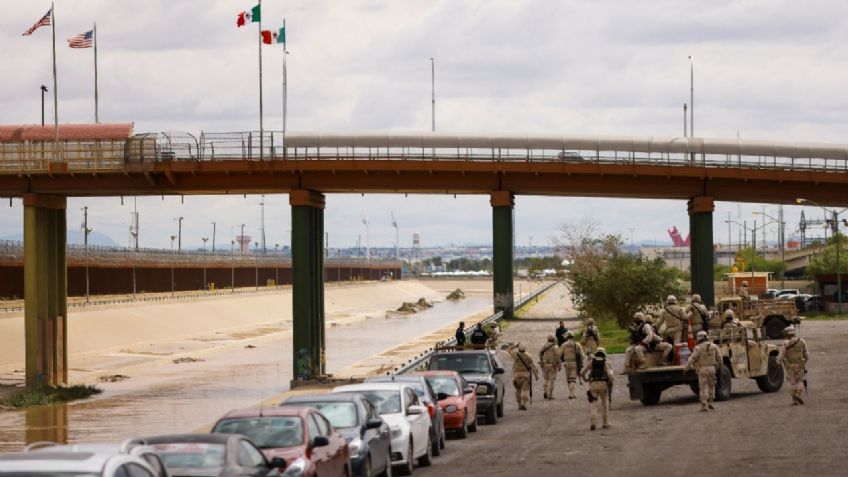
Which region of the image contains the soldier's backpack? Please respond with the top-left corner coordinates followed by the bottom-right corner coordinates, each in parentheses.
top-left (589, 357), bottom-right (608, 381)
top-left (630, 323), bottom-right (646, 344)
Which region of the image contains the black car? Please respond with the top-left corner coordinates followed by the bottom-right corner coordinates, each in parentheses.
top-left (427, 350), bottom-right (506, 425)
top-left (364, 374), bottom-right (447, 456)
top-left (144, 433), bottom-right (285, 477)
top-left (281, 393), bottom-right (392, 477)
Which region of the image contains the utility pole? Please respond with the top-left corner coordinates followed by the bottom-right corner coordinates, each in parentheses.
top-left (260, 195), bottom-right (266, 254)
top-left (40, 85), bottom-right (48, 126)
top-left (430, 57), bottom-right (435, 132)
top-left (175, 216), bottom-right (183, 251)
top-left (683, 103), bottom-right (687, 137)
top-left (82, 206), bottom-right (91, 303)
top-left (688, 56), bottom-right (694, 138)
top-left (727, 211), bottom-right (732, 266)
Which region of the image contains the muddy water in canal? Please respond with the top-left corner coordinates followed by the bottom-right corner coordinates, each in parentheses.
top-left (0, 297), bottom-right (491, 450)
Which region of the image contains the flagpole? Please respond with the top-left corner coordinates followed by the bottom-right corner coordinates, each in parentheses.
top-left (94, 22), bottom-right (99, 123)
top-left (51, 2), bottom-right (59, 162)
top-left (257, 0), bottom-right (264, 160)
top-left (282, 19), bottom-right (287, 135)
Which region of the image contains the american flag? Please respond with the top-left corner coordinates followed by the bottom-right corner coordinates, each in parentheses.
top-left (22, 7), bottom-right (52, 36)
top-left (68, 30), bottom-right (94, 49)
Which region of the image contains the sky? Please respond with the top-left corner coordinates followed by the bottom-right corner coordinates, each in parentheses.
top-left (1, 0), bottom-right (847, 249)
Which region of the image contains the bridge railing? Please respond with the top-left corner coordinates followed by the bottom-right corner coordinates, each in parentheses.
top-left (3, 131), bottom-right (848, 174)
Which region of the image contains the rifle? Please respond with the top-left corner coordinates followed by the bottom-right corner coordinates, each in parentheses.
top-left (575, 345), bottom-right (584, 385)
top-left (586, 389), bottom-right (596, 403)
top-left (803, 369), bottom-right (809, 394)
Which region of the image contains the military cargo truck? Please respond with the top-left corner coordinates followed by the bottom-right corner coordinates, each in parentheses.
top-left (627, 323), bottom-right (784, 405)
top-left (716, 296), bottom-right (801, 339)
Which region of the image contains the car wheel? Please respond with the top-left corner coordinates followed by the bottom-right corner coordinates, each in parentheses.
top-left (764, 319), bottom-right (787, 339)
top-left (755, 355), bottom-right (784, 393)
top-left (362, 455), bottom-right (371, 477)
top-left (430, 428), bottom-right (440, 457)
top-left (379, 454), bottom-right (392, 477)
top-left (468, 412), bottom-right (478, 433)
top-left (496, 393), bottom-right (504, 417)
top-left (457, 413), bottom-right (469, 438)
top-left (484, 403), bottom-right (498, 425)
top-left (439, 427), bottom-right (446, 450)
top-left (715, 364), bottom-right (732, 401)
top-left (418, 436), bottom-right (433, 467)
top-left (688, 381), bottom-right (699, 396)
top-left (394, 442), bottom-right (413, 476)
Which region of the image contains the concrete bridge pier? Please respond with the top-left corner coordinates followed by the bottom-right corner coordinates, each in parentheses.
top-left (290, 190), bottom-right (326, 380)
top-left (491, 191), bottom-right (515, 319)
top-left (23, 193), bottom-right (68, 387)
top-left (688, 196), bottom-right (715, 307)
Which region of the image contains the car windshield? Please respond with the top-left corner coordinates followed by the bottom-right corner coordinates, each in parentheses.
top-left (292, 401), bottom-right (359, 429)
top-left (151, 442), bottom-right (227, 469)
top-left (356, 390), bottom-right (402, 414)
top-left (430, 354), bottom-right (492, 374)
top-left (426, 377), bottom-right (461, 397)
top-left (212, 416), bottom-right (304, 448)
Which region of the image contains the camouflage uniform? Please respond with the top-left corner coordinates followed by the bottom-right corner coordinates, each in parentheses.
top-left (559, 333), bottom-right (583, 399)
top-left (777, 327), bottom-right (808, 405)
top-left (658, 295), bottom-right (691, 344)
top-left (582, 319), bottom-right (600, 355)
top-left (721, 309), bottom-right (743, 329)
top-left (689, 294), bottom-right (711, 333)
top-left (625, 313), bottom-right (673, 371)
top-left (539, 336), bottom-right (561, 399)
top-left (581, 348), bottom-right (615, 430)
top-left (509, 344), bottom-right (539, 410)
top-left (685, 331), bottom-right (722, 411)
top-left (739, 281), bottom-right (750, 301)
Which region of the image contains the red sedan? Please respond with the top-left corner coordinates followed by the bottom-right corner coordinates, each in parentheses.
top-left (212, 405), bottom-right (350, 476)
top-left (413, 370), bottom-right (478, 438)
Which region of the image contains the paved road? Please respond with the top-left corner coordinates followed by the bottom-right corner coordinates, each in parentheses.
top-left (415, 318), bottom-right (848, 477)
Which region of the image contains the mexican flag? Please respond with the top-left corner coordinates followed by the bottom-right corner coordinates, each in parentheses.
top-left (237, 5), bottom-right (261, 27)
top-left (261, 27), bottom-right (286, 44)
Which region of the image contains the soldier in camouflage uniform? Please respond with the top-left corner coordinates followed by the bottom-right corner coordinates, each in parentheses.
top-left (721, 309), bottom-right (742, 329)
top-left (684, 331), bottom-right (722, 412)
top-left (582, 318), bottom-right (601, 356)
top-left (539, 335), bottom-right (561, 400)
top-left (559, 331), bottom-right (583, 399)
top-left (581, 348), bottom-right (615, 430)
top-left (508, 343), bottom-right (539, 410)
top-left (777, 326), bottom-right (809, 405)
top-left (658, 295), bottom-right (692, 344)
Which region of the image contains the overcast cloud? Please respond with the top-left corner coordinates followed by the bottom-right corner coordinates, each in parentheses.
top-left (1, 0), bottom-right (847, 249)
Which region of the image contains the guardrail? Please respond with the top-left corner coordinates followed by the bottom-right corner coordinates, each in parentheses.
top-left (393, 281), bottom-right (558, 375)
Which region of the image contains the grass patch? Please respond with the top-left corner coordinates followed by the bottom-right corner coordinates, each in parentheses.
top-left (803, 312), bottom-right (848, 321)
top-left (574, 319), bottom-right (630, 355)
top-left (0, 384), bottom-right (102, 409)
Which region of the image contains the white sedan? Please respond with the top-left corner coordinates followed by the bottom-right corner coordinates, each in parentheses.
top-left (333, 382), bottom-right (432, 476)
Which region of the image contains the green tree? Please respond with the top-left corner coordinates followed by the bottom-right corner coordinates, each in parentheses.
top-left (806, 234), bottom-right (848, 276)
top-left (563, 228), bottom-right (683, 328)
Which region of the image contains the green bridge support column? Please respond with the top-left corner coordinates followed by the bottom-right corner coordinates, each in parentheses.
top-left (689, 196), bottom-right (715, 307)
top-left (290, 190), bottom-right (326, 381)
top-left (23, 193), bottom-right (68, 387)
top-left (491, 191), bottom-right (515, 319)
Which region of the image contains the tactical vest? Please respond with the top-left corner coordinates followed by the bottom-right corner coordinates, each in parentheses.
top-left (540, 344), bottom-right (558, 364)
top-left (562, 341), bottom-right (578, 360)
top-left (631, 322), bottom-right (647, 344)
top-left (695, 342), bottom-right (719, 367)
top-left (589, 358), bottom-right (608, 381)
top-left (586, 325), bottom-right (599, 341)
top-left (784, 338), bottom-right (806, 364)
top-left (514, 352), bottom-right (533, 373)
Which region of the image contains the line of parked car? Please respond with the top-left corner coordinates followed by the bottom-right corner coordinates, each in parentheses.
top-left (762, 288), bottom-right (822, 312)
top-left (0, 349), bottom-right (508, 477)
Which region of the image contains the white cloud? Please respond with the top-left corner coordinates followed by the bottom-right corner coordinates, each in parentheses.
top-left (2, 0), bottom-right (847, 248)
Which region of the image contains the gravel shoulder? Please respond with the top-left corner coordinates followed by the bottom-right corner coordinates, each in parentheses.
top-left (415, 318), bottom-right (848, 477)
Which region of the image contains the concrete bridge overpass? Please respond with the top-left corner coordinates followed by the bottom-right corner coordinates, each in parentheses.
top-left (3, 124), bottom-right (847, 387)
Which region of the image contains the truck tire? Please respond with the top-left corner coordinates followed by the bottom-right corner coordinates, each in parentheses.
top-left (688, 382), bottom-right (699, 396)
top-left (755, 355), bottom-right (784, 393)
top-left (484, 403), bottom-right (498, 425)
top-left (640, 384), bottom-right (662, 405)
top-left (764, 318), bottom-right (787, 339)
top-left (715, 364), bottom-right (732, 401)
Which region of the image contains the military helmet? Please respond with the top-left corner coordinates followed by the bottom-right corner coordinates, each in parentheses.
top-left (595, 347), bottom-right (607, 357)
top-left (633, 311), bottom-right (646, 321)
top-left (692, 294), bottom-right (702, 304)
top-left (587, 318), bottom-right (595, 325)
top-left (696, 331), bottom-right (708, 342)
top-left (547, 334), bottom-right (556, 342)
top-left (666, 295), bottom-right (678, 305)
top-left (723, 309), bottom-right (735, 320)
top-left (518, 343), bottom-right (527, 352)
top-left (741, 280), bottom-right (748, 286)
top-left (644, 315), bottom-right (654, 324)
top-left (784, 326), bottom-right (796, 336)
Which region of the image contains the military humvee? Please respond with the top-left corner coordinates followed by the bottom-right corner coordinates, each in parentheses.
top-left (716, 296), bottom-right (801, 339)
top-left (627, 323), bottom-right (784, 406)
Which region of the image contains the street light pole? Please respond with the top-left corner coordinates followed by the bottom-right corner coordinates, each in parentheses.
top-left (82, 206), bottom-right (91, 303)
top-left (202, 237), bottom-right (208, 291)
top-left (754, 210), bottom-right (787, 289)
top-left (211, 221), bottom-right (217, 252)
top-left (797, 198), bottom-right (847, 314)
top-left (40, 85), bottom-right (48, 126)
top-left (177, 216), bottom-right (183, 251)
top-left (430, 57), bottom-right (435, 132)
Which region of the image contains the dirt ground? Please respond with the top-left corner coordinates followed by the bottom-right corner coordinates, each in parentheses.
top-left (416, 312), bottom-right (848, 476)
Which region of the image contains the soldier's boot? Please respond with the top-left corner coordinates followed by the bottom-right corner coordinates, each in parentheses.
top-left (699, 404), bottom-right (708, 412)
top-left (796, 393), bottom-right (805, 405)
top-left (590, 424), bottom-right (596, 431)
top-left (707, 403), bottom-right (715, 410)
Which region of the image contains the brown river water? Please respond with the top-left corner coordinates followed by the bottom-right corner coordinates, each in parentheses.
top-left (0, 297), bottom-right (491, 451)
